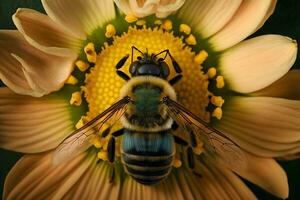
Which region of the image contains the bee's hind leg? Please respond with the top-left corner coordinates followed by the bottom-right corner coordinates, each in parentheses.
top-left (107, 129), bottom-right (124, 183)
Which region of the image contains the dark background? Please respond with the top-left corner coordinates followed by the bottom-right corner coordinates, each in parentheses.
top-left (0, 0), bottom-right (300, 199)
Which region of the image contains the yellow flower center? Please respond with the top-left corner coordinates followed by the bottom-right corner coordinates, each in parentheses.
top-left (83, 26), bottom-right (210, 121)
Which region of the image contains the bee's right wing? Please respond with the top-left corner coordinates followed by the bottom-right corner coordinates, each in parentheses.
top-left (52, 96), bottom-right (131, 165)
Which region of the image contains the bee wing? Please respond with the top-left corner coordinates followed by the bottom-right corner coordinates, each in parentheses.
top-left (163, 97), bottom-right (246, 170)
top-left (53, 96), bottom-right (130, 165)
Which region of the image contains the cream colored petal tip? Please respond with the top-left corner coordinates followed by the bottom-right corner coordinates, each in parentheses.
top-left (0, 30), bottom-right (76, 97)
top-left (0, 87), bottom-right (73, 153)
top-left (230, 152), bottom-right (288, 199)
top-left (209, 0), bottom-right (277, 51)
top-left (13, 8), bottom-right (81, 56)
top-left (220, 35), bottom-right (297, 93)
top-left (42, 0), bottom-right (115, 39)
top-left (177, 0), bottom-right (242, 38)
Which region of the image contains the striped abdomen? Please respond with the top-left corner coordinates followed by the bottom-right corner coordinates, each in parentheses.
top-left (121, 130), bottom-right (175, 185)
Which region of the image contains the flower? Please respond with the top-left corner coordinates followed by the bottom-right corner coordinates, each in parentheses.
top-left (0, 0), bottom-right (299, 199)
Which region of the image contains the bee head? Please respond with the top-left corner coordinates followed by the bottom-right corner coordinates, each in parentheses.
top-left (129, 52), bottom-right (170, 79)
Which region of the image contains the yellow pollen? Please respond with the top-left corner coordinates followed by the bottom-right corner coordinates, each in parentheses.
top-left (216, 76), bottom-right (225, 88)
top-left (125, 14), bottom-right (138, 23)
top-left (70, 91), bottom-right (82, 106)
top-left (179, 24), bottom-right (191, 35)
top-left (212, 107), bottom-right (223, 120)
top-left (97, 151), bottom-right (108, 161)
top-left (154, 20), bottom-right (162, 25)
top-left (162, 20), bottom-right (173, 31)
top-left (185, 34), bottom-right (197, 46)
top-left (75, 115), bottom-right (90, 129)
top-left (207, 67), bottom-right (217, 79)
top-left (65, 75), bottom-right (78, 85)
top-left (193, 145), bottom-right (204, 155)
top-left (173, 159), bottom-right (182, 168)
top-left (194, 50), bottom-right (208, 65)
top-left (211, 96), bottom-right (225, 107)
top-left (136, 20), bottom-right (146, 26)
top-left (105, 24), bottom-right (116, 38)
top-left (75, 60), bottom-right (90, 72)
top-left (84, 43), bottom-right (97, 63)
top-left (84, 27), bottom-right (211, 127)
top-left (91, 136), bottom-right (102, 148)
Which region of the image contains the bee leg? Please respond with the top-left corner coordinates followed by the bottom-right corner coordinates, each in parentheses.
top-left (187, 147), bottom-right (195, 170)
top-left (109, 165), bottom-right (115, 183)
top-left (116, 54), bottom-right (129, 69)
top-left (116, 70), bottom-right (130, 81)
top-left (173, 135), bottom-right (188, 146)
top-left (107, 137), bottom-right (116, 163)
top-left (171, 122), bottom-right (179, 130)
top-left (169, 74), bottom-right (183, 85)
top-left (112, 128), bottom-right (124, 137)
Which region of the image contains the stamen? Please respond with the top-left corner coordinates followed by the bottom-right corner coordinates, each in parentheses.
top-left (216, 76), bottom-right (225, 89)
top-left (212, 107), bottom-right (223, 119)
top-left (65, 75), bottom-right (78, 85)
top-left (70, 91), bottom-right (82, 106)
top-left (206, 67), bottom-right (216, 78)
top-left (173, 159), bottom-right (182, 168)
top-left (75, 116), bottom-right (87, 129)
top-left (194, 50), bottom-right (208, 65)
top-left (154, 19), bottom-right (162, 25)
top-left (179, 24), bottom-right (191, 35)
top-left (75, 60), bottom-right (90, 72)
top-left (162, 19), bottom-right (173, 31)
top-left (185, 34), bottom-right (197, 46)
top-left (105, 24), bottom-right (116, 38)
top-left (211, 96), bottom-right (225, 107)
top-left (136, 20), bottom-right (146, 26)
top-left (125, 14), bottom-right (138, 23)
top-left (97, 151), bottom-right (108, 161)
top-left (84, 43), bottom-right (97, 63)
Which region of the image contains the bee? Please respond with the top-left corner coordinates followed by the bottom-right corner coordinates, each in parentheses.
top-left (53, 46), bottom-right (245, 185)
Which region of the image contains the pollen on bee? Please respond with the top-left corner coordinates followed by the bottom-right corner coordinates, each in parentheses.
top-left (92, 136), bottom-right (102, 148)
top-left (65, 75), bottom-right (78, 85)
top-left (84, 43), bottom-right (97, 63)
top-left (125, 14), bottom-right (138, 23)
top-left (179, 24), bottom-right (191, 35)
top-left (212, 107), bottom-right (223, 120)
top-left (70, 91), bottom-right (82, 106)
top-left (194, 50), bottom-right (208, 65)
top-left (211, 96), bottom-right (225, 107)
top-left (75, 60), bottom-right (90, 72)
top-left (193, 144), bottom-right (204, 155)
top-left (162, 19), bottom-right (173, 31)
top-left (185, 34), bottom-right (197, 46)
top-left (97, 151), bottom-right (108, 161)
top-left (216, 76), bottom-right (225, 89)
top-left (105, 24), bottom-right (116, 38)
top-left (206, 67), bottom-right (217, 79)
top-left (173, 158), bottom-right (182, 168)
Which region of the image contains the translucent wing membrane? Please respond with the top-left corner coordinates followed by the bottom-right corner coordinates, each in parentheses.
top-left (53, 96), bottom-right (131, 165)
top-left (163, 97), bottom-right (246, 170)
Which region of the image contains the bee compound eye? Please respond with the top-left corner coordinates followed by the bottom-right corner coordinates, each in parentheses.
top-left (161, 62), bottom-right (170, 78)
top-left (129, 61), bottom-right (140, 74)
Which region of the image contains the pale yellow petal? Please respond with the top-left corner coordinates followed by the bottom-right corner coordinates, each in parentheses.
top-left (230, 153), bottom-right (288, 199)
top-left (220, 35), bottom-right (297, 93)
top-left (254, 70), bottom-right (300, 100)
top-left (13, 8), bottom-right (81, 57)
top-left (42, 0), bottom-right (116, 39)
top-left (177, 0), bottom-right (242, 38)
top-left (217, 96), bottom-right (300, 157)
top-left (0, 88), bottom-right (74, 153)
top-left (209, 0), bottom-right (277, 51)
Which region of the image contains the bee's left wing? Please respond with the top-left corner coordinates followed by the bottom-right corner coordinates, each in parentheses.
top-left (163, 97), bottom-right (246, 169)
top-left (53, 96), bottom-right (131, 165)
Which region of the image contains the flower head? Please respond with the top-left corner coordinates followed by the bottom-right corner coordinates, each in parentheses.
top-left (0, 0), bottom-right (299, 199)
